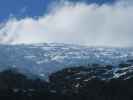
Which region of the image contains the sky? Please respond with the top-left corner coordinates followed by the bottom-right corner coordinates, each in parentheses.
top-left (0, 0), bottom-right (115, 22)
top-left (0, 0), bottom-right (133, 47)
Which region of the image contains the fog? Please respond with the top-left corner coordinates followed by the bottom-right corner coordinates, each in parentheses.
top-left (0, 0), bottom-right (133, 47)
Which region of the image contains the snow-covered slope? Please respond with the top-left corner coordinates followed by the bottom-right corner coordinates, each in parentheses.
top-left (0, 43), bottom-right (133, 80)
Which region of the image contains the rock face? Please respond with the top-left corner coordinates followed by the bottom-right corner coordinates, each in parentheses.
top-left (1, 43), bottom-right (133, 100)
top-left (0, 69), bottom-right (49, 96)
top-left (49, 64), bottom-right (133, 97)
top-left (0, 62), bottom-right (133, 100)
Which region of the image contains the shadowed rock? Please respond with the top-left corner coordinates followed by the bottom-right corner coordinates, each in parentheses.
top-left (0, 61), bottom-right (133, 100)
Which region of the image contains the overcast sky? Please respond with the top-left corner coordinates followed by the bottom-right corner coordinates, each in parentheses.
top-left (0, 0), bottom-right (133, 47)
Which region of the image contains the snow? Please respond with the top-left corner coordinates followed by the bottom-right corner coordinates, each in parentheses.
top-left (75, 83), bottom-right (80, 88)
top-left (0, 43), bottom-right (133, 80)
top-left (114, 72), bottom-right (127, 78)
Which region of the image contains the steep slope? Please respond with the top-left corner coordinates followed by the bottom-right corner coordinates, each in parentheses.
top-left (0, 64), bottom-right (133, 100)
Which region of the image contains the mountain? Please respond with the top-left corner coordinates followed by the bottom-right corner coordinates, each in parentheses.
top-left (0, 64), bottom-right (133, 100)
top-left (0, 43), bottom-right (133, 99)
top-left (0, 43), bottom-right (133, 81)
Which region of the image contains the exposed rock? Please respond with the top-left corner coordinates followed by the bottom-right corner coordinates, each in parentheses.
top-left (0, 62), bottom-right (133, 100)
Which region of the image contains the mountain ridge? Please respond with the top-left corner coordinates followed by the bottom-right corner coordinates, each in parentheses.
top-left (0, 43), bottom-right (133, 80)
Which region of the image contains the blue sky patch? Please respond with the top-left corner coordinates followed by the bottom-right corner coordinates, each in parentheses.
top-left (0, 0), bottom-right (115, 22)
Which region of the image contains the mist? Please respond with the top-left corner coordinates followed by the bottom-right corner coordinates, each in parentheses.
top-left (0, 0), bottom-right (133, 47)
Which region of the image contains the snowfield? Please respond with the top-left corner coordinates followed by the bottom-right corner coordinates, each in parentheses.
top-left (0, 43), bottom-right (133, 80)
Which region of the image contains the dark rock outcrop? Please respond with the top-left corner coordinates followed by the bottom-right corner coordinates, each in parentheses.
top-left (0, 62), bottom-right (133, 100)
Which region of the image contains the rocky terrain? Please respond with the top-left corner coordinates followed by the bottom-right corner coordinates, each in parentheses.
top-left (0, 43), bottom-right (133, 99)
top-left (0, 61), bottom-right (133, 100)
top-left (0, 43), bottom-right (133, 81)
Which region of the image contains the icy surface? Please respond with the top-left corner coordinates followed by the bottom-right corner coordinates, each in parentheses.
top-left (0, 43), bottom-right (133, 79)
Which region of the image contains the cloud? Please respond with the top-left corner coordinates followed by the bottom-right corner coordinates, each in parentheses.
top-left (0, 0), bottom-right (133, 47)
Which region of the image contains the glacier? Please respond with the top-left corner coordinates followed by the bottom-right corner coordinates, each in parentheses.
top-left (0, 43), bottom-right (133, 80)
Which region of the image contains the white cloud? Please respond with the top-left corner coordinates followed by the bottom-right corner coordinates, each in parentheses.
top-left (0, 0), bottom-right (133, 47)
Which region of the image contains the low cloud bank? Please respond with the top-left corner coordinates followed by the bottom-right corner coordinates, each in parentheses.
top-left (0, 0), bottom-right (133, 47)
